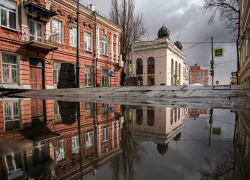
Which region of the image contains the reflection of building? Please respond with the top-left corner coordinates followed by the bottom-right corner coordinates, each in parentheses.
top-left (133, 23), bottom-right (189, 86)
top-left (0, 98), bottom-right (121, 180)
top-left (0, 0), bottom-right (121, 90)
top-left (235, 111), bottom-right (250, 179)
top-left (189, 65), bottom-right (211, 86)
top-left (134, 107), bottom-right (188, 156)
top-left (188, 108), bottom-right (209, 118)
top-left (238, 0), bottom-right (250, 85)
top-left (230, 72), bottom-right (238, 85)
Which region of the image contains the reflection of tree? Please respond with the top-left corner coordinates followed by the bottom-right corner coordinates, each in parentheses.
top-left (198, 144), bottom-right (234, 180)
top-left (110, 105), bottom-right (145, 180)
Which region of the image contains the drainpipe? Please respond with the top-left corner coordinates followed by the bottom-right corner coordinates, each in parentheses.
top-left (94, 12), bottom-right (97, 87)
top-left (236, 10), bottom-right (241, 85)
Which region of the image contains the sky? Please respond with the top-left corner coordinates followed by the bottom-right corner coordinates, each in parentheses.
top-left (81, 0), bottom-right (238, 85)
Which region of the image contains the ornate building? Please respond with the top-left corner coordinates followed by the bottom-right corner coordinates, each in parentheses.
top-left (0, 0), bottom-right (122, 90)
top-left (238, 0), bottom-right (250, 85)
top-left (133, 23), bottom-right (189, 86)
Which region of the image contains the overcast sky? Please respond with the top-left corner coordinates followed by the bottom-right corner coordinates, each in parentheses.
top-left (82, 0), bottom-right (238, 85)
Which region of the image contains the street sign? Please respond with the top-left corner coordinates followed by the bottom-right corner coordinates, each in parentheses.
top-left (216, 81), bottom-right (219, 85)
top-left (214, 48), bottom-right (223, 57)
top-left (176, 80), bottom-right (180, 84)
top-left (231, 76), bottom-right (237, 82)
top-left (129, 64), bottom-right (135, 72)
top-left (212, 127), bottom-right (221, 136)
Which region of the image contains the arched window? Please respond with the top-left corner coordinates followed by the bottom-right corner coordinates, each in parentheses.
top-left (147, 57), bottom-right (155, 85)
top-left (147, 107), bottom-right (154, 126)
top-left (170, 109), bottom-right (173, 125)
top-left (136, 107), bottom-right (143, 125)
top-left (175, 61), bottom-right (177, 75)
top-left (171, 59), bottom-right (174, 85)
top-left (179, 63), bottom-right (181, 79)
top-left (102, 35), bottom-right (108, 56)
top-left (136, 58), bottom-right (143, 85)
top-left (174, 108), bottom-right (177, 122)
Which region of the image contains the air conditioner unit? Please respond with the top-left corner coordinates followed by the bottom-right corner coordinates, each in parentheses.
top-left (119, 54), bottom-right (123, 67)
top-left (241, 29), bottom-right (250, 39)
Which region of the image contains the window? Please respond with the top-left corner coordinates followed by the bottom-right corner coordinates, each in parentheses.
top-left (72, 135), bottom-right (79, 154)
top-left (85, 66), bottom-right (92, 87)
top-left (197, 71), bottom-right (200, 74)
top-left (56, 140), bottom-right (65, 161)
top-left (103, 127), bottom-right (109, 148)
top-left (33, 141), bottom-right (46, 163)
top-left (102, 35), bottom-right (108, 55)
top-left (147, 57), bottom-right (155, 85)
top-left (102, 69), bottom-right (109, 87)
top-left (84, 32), bottom-right (91, 51)
top-left (1, 53), bottom-right (18, 84)
top-left (174, 108), bottom-right (177, 122)
top-left (201, 71), bottom-right (204, 74)
top-left (246, 39), bottom-right (248, 58)
top-left (102, 104), bottom-right (109, 116)
top-left (147, 107), bottom-right (154, 126)
top-left (29, 20), bottom-right (42, 42)
top-left (136, 107), bottom-right (143, 125)
top-left (136, 58), bottom-right (143, 85)
top-left (4, 101), bottom-right (21, 132)
top-left (85, 102), bottom-right (93, 117)
top-left (170, 109), bottom-right (173, 125)
top-left (53, 61), bottom-right (62, 86)
top-left (54, 100), bottom-right (61, 124)
top-left (0, 0), bottom-right (17, 29)
top-left (52, 19), bottom-right (62, 43)
top-left (5, 152), bottom-right (23, 179)
top-left (86, 131), bottom-right (93, 150)
top-left (70, 27), bottom-right (77, 47)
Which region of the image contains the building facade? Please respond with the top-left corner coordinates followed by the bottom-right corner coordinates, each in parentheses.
top-left (133, 25), bottom-right (189, 86)
top-left (188, 108), bottom-right (209, 118)
top-left (0, 0), bottom-right (122, 90)
top-left (189, 65), bottom-right (211, 86)
top-left (238, 0), bottom-right (250, 85)
top-left (0, 98), bottom-right (122, 179)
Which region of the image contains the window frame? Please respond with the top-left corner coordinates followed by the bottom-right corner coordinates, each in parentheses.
top-left (85, 66), bottom-right (93, 87)
top-left (0, 0), bottom-right (18, 30)
top-left (86, 131), bottom-right (93, 150)
top-left (84, 32), bottom-right (92, 51)
top-left (72, 135), bottom-right (79, 154)
top-left (53, 61), bottom-right (62, 87)
top-left (54, 100), bottom-right (61, 124)
top-left (5, 152), bottom-right (23, 178)
top-left (1, 52), bottom-right (19, 84)
top-left (28, 19), bottom-right (43, 42)
top-left (52, 19), bottom-right (62, 43)
top-left (85, 102), bottom-right (93, 117)
top-left (103, 127), bottom-right (109, 142)
top-left (102, 104), bottom-right (109, 116)
top-left (33, 141), bottom-right (47, 163)
top-left (70, 27), bottom-right (77, 47)
top-left (102, 68), bottom-right (109, 87)
top-left (55, 139), bottom-right (65, 162)
top-left (102, 35), bottom-right (108, 56)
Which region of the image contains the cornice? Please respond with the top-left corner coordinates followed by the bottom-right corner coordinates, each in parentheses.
top-left (52, 0), bottom-right (121, 34)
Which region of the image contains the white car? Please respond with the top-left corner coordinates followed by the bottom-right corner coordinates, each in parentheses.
top-left (190, 83), bottom-right (203, 86)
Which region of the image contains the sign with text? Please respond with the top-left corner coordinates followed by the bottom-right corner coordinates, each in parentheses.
top-left (212, 127), bottom-right (221, 136)
top-left (129, 64), bottom-right (135, 72)
top-left (231, 76), bottom-right (237, 82)
top-left (216, 81), bottom-right (219, 85)
top-left (176, 80), bottom-right (180, 84)
top-left (214, 48), bottom-right (223, 57)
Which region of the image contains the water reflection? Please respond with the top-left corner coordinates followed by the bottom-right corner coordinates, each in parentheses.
top-left (0, 98), bottom-right (249, 179)
top-left (0, 98), bottom-right (121, 180)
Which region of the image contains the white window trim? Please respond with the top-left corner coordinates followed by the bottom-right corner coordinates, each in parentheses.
top-left (33, 141), bottom-right (47, 162)
top-left (86, 131), bottom-right (93, 149)
top-left (1, 51), bottom-right (20, 85)
top-left (28, 19), bottom-right (43, 42)
top-left (70, 27), bottom-right (77, 47)
top-left (52, 19), bottom-right (63, 44)
top-left (0, 0), bottom-right (18, 30)
top-left (5, 152), bottom-right (24, 175)
top-left (56, 139), bottom-right (65, 161)
top-left (85, 66), bottom-right (93, 87)
top-left (84, 32), bottom-right (92, 52)
top-left (102, 35), bottom-right (108, 56)
top-left (103, 127), bottom-right (109, 142)
top-left (72, 135), bottom-right (79, 154)
top-left (53, 100), bottom-right (61, 124)
top-left (53, 61), bottom-right (62, 87)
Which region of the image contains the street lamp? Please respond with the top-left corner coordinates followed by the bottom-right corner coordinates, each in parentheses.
top-left (68, 18), bottom-right (74, 29)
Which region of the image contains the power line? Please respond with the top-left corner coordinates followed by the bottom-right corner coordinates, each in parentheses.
top-left (200, 59), bottom-right (237, 67)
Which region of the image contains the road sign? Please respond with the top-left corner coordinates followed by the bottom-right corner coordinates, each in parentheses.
top-left (176, 80), bottom-right (180, 84)
top-left (129, 64), bottom-right (135, 72)
top-left (212, 127), bottom-right (221, 136)
top-left (216, 81), bottom-right (219, 85)
top-left (231, 76), bottom-right (237, 82)
top-left (214, 48), bottom-right (223, 57)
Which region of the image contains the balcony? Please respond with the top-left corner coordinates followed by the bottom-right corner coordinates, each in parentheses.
top-left (23, 26), bottom-right (59, 51)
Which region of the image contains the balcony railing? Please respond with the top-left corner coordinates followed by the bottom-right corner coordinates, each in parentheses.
top-left (23, 26), bottom-right (59, 50)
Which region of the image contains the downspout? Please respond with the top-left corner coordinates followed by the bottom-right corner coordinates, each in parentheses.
top-left (94, 12), bottom-right (97, 87)
top-left (236, 10), bottom-right (240, 85)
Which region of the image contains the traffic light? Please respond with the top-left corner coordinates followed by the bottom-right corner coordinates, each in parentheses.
top-left (210, 70), bottom-right (214, 76)
top-left (210, 60), bottom-right (214, 69)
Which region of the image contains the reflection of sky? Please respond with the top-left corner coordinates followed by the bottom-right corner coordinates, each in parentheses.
top-left (85, 109), bottom-right (236, 180)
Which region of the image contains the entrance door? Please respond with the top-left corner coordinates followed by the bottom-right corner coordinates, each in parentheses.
top-left (29, 57), bottom-right (44, 90)
top-left (31, 98), bottom-right (46, 127)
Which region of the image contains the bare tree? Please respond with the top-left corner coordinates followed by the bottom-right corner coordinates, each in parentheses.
top-left (109, 0), bottom-right (147, 86)
top-left (201, 0), bottom-right (239, 38)
top-left (198, 144), bottom-right (234, 180)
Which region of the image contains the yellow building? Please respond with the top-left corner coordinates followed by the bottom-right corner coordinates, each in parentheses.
top-left (238, 0), bottom-right (250, 84)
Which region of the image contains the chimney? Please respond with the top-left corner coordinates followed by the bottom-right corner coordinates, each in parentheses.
top-left (90, 4), bottom-right (95, 11)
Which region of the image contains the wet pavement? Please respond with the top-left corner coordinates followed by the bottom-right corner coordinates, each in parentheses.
top-left (0, 97), bottom-right (249, 180)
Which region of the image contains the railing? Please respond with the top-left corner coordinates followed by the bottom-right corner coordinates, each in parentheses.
top-left (23, 26), bottom-right (59, 47)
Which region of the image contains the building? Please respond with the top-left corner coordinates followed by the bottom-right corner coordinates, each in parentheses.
top-left (189, 65), bottom-right (211, 86)
top-left (132, 106), bottom-right (188, 156)
top-left (188, 108), bottom-right (209, 118)
top-left (0, 0), bottom-right (122, 90)
top-left (133, 23), bottom-right (189, 86)
top-left (0, 98), bottom-right (122, 179)
top-left (238, 0), bottom-right (250, 85)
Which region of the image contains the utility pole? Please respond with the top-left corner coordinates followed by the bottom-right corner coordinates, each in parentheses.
top-left (209, 109), bottom-right (213, 146)
top-left (76, 0), bottom-right (80, 88)
top-left (131, 40), bottom-right (134, 77)
top-left (210, 37), bottom-right (214, 86)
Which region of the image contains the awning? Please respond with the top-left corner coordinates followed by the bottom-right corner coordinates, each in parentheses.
top-left (31, 132), bottom-right (60, 143)
top-left (23, 1), bottom-right (57, 17)
top-left (25, 40), bottom-right (58, 51)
